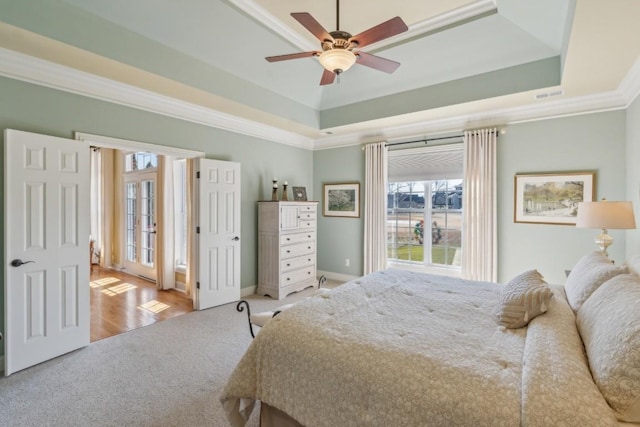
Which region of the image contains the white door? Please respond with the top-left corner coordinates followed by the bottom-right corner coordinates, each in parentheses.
top-left (194, 158), bottom-right (241, 310)
top-left (123, 172), bottom-right (157, 280)
top-left (4, 129), bottom-right (90, 375)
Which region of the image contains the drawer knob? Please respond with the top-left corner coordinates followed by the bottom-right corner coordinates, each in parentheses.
top-left (286, 238), bottom-right (290, 241)
top-left (286, 250), bottom-right (290, 253)
top-left (286, 263), bottom-right (290, 267)
top-left (287, 278), bottom-right (290, 281)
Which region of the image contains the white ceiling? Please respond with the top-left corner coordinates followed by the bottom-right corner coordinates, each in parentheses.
top-left (9, 1), bottom-right (640, 147)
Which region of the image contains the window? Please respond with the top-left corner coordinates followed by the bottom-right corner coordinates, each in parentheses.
top-left (125, 152), bottom-right (158, 172)
top-left (387, 144), bottom-right (463, 270)
top-left (387, 180), bottom-right (462, 267)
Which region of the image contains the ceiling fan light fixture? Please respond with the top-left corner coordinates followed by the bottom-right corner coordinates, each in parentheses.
top-left (318, 49), bottom-right (356, 74)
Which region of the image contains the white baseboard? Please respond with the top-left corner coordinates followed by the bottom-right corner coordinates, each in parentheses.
top-left (317, 270), bottom-right (359, 283)
top-left (241, 285), bottom-right (257, 297)
top-left (240, 272), bottom-right (356, 298)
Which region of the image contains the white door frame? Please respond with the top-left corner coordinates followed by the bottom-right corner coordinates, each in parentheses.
top-left (75, 132), bottom-right (204, 282)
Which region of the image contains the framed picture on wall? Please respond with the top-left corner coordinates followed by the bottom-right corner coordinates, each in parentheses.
top-left (323, 183), bottom-right (360, 218)
top-left (514, 171), bottom-right (595, 225)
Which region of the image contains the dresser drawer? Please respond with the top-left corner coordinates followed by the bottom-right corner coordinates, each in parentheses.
top-left (281, 265), bottom-right (315, 285)
top-left (281, 231), bottom-right (315, 245)
top-left (281, 242), bottom-right (315, 259)
top-left (298, 211), bottom-right (316, 221)
top-left (281, 254), bottom-right (314, 272)
top-left (298, 219), bottom-right (315, 230)
top-left (299, 204), bottom-right (316, 214)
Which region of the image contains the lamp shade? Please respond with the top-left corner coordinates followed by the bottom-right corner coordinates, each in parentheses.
top-left (318, 49), bottom-right (356, 73)
top-left (576, 201), bottom-right (636, 229)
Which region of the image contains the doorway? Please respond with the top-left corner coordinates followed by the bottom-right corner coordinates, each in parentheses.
top-left (4, 129), bottom-right (242, 374)
top-left (85, 137), bottom-right (202, 342)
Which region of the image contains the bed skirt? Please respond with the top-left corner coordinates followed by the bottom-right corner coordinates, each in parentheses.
top-left (260, 403), bottom-right (303, 427)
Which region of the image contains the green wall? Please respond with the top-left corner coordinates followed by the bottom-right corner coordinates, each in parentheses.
top-left (313, 146), bottom-right (365, 277)
top-left (627, 94), bottom-right (640, 255)
top-left (314, 110), bottom-right (629, 285)
top-left (498, 111), bottom-right (627, 284)
top-left (0, 76), bottom-right (314, 357)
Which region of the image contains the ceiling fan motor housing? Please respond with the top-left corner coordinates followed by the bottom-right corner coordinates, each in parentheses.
top-left (324, 31), bottom-right (355, 51)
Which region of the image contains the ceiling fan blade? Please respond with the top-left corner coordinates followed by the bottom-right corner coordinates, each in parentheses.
top-left (320, 69), bottom-right (336, 86)
top-left (266, 51), bottom-right (319, 62)
top-left (350, 16), bottom-right (408, 48)
top-left (291, 12), bottom-right (334, 42)
top-left (356, 52), bottom-right (401, 74)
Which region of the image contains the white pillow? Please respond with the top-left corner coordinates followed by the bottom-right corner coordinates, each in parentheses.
top-left (576, 274), bottom-right (640, 422)
top-left (496, 269), bottom-right (553, 329)
top-left (564, 251), bottom-right (627, 312)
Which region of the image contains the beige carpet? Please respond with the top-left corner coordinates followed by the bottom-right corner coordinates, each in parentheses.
top-left (0, 281), bottom-right (341, 427)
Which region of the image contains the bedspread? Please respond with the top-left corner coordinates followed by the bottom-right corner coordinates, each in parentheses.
top-left (521, 285), bottom-right (617, 426)
top-left (222, 270), bottom-right (527, 426)
top-left (221, 269), bottom-right (617, 426)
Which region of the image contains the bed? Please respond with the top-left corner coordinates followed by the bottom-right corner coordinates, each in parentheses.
top-left (221, 252), bottom-right (640, 426)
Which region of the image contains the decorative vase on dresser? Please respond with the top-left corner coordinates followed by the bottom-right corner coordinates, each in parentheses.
top-left (257, 201), bottom-right (318, 299)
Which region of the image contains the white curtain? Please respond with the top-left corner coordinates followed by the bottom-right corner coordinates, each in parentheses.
top-left (100, 149), bottom-right (116, 268)
top-left (156, 155), bottom-right (176, 290)
top-left (462, 128), bottom-right (498, 282)
top-left (90, 148), bottom-right (102, 266)
top-left (364, 142), bottom-right (388, 275)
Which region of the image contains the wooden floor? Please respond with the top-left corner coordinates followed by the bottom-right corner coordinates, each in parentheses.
top-left (90, 266), bottom-right (194, 342)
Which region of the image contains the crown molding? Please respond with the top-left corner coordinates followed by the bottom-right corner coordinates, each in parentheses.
top-left (311, 79), bottom-right (637, 150)
top-left (229, 0), bottom-right (496, 53)
top-left (619, 57), bottom-right (640, 107)
top-left (371, 0), bottom-right (497, 52)
top-left (226, 0), bottom-right (318, 52)
top-left (1, 46), bottom-right (638, 154)
top-left (0, 48), bottom-right (314, 150)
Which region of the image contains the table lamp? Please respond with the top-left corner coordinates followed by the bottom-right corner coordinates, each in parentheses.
top-left (575, 200), bottom-right (636, 256)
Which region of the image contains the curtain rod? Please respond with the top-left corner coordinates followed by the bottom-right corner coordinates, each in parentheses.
top-left (386, 134), bottom-right (462, 147)
top-left (385, 128), bottom-right (504, 148)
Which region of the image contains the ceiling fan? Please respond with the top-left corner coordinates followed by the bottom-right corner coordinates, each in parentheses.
top-left (265, 0), bottom-right (408, 85)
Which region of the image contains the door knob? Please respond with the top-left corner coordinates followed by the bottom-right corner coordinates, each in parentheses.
top-left (10, 259), bottom-right (34, 267)
top-left (232, 236), bottom-right (240, 241)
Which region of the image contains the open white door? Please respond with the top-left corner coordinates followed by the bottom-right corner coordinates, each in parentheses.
top-left (4, 129), bottom-right (90, 375)
top-left (194, 158), bottom-right (241, 310)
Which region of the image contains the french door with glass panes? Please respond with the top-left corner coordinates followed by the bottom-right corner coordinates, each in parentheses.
top-left (124, 171), bottom-right (157, 281)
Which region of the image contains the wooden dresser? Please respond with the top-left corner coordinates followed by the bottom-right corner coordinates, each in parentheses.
top-left (257, 201), bottom-right (318, 299)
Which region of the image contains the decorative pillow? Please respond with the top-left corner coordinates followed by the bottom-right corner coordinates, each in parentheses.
top-left (564, 251), bottom-right (627, 312)
top-left (576, 274), bottom-right (640, 422)
top-left (496, 269), bottom-right (553, 329)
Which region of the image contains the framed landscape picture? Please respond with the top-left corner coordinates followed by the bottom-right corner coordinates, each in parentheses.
top-left (514, 171), bottom-right (595, 225)
top-left (323, 183), bottom-right (360, 218)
